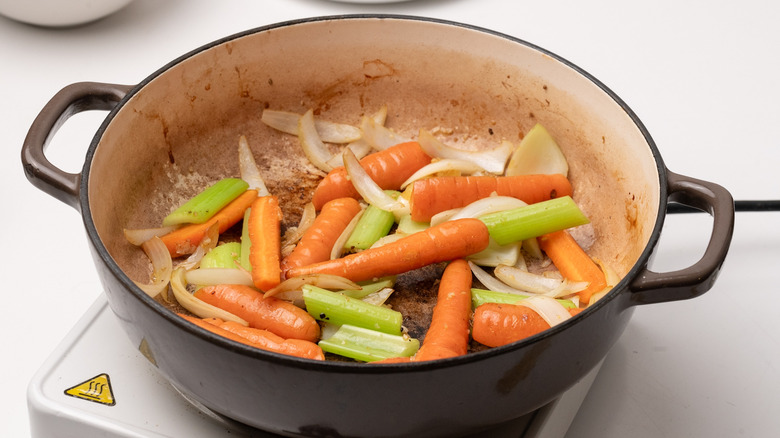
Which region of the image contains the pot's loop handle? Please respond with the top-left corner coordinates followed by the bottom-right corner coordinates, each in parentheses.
top-left (629, 170), bottom-right (735, 304)
top-left (21, 81), bottom-right (132, 211)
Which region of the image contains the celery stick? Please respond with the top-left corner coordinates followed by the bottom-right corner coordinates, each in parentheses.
top-left (162, 178), bottom-right (249, 226)
top-left (396, 214), bottom-right (429, 235)
top-left (239, 208), bottom-right (252, 271)
top-left (339, 277), bottom-right (396, 299)
top-left (471, 288), bottom-right (576, 309)
top-left (478, 196), bottom-right (589, 245)
top-left (200, 242), bottom-right (242, 269)
top-left (344, 204), bottom-right (395, 251)
top-left (303, 285), bottom-right (403, 335)
top-left (318, 324), bottom-right (419, 362)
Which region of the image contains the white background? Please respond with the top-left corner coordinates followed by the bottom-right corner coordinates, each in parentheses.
top-left (2, 0), bottom-right (778, 437)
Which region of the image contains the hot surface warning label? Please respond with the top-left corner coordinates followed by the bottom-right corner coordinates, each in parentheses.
top-left (64, 373), bottom-right (116, 406)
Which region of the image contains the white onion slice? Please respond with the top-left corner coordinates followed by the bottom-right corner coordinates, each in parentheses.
top-left (400, 159), bottom-right (486, 189)
top-left (494, 264), bottom-right (588, 297)
top-left (237, 135), bottom-right (270, 196)
top-left (178, 222), bottom-right (219, 270)
top-left (449, 195), bottom-right (528, 221)
top-left (468, 261), bottom-right (529, 295)
top-left (467, 240), bottom-right (521, 268)
top-left (342, 148), bottom-right (408, 217)
top-left (331, 208), bottom-right (364, 259)
top-left (505, 123), bottom-right (569, 177)
top-left (417, 129), bottom-right (513, 174)
top-left (429, 208), bottom-right (460, 227)
top-left (361, 287), bottom-right (394, 306)
top-left (133, 236), bottom-right (172, 299)
top-left (281, 202), bottom-right (316, 251)
top-left (522, 237), bottom-right (543, 259)
top-left (360, 116), bottom-right (410, 151)
top-left (169, 268), bottom-right (249, 326)
top-left (261, 109), bottom-right (361, 143)
top-left (516, 295), bottom-right (572, 327)
top-left (264, 274), bottom-right (362, 299)
top-left (326, 106), bottom-right (389, 167)
top-left (185, 268), bottom-right (253, 287)
top-left (368, 233), bottom-right (406, 249)
top-left (123, 225), bottom-right (178, 246)
top-left (298, 109), bottom-right (335, 173)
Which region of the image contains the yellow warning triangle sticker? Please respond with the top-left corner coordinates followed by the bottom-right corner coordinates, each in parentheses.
top-left (64, 373), bottom-right (116, 406)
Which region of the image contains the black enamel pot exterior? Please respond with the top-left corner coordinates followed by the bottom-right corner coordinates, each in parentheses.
top-left (22, 15), bottom-right (734, 437)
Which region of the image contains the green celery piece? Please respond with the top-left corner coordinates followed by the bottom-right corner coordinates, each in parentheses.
top-left (339, 277), bottom-right (396, 299)
top-left (239, 208), bottom-right (252, 271)
top-left (471, 288), bottom-right (576, 309)
top-left (344, 204), bottom-right (395, 251)
top-left (478, 196), bottom-right (589, 245)
top-left (200, 242), bottom-right (242, 269)
top-left (303, 285), bottom-right (403, 335)
top-left (396, 214), bottom-right (429, 235)
top-left (318, 324), bottom-right (419, 362)
top-left (162, 178), bottom-right (249, 226)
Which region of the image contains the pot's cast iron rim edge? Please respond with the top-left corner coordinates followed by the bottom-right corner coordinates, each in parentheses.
top-left (76, 14), bottom-right (670, 371)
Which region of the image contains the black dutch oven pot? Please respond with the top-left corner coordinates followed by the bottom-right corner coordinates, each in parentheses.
top-left (21, 15), bottom-right (734, 438)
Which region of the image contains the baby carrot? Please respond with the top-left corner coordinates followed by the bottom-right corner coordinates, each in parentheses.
top-left (414, 259), bottom-right (473, 361)
top-left (311, 141), bottom-right (432, 210)
top-left (179, 314), bottom-right (324, 360)
top-left (160, 190), bottom-right (258, 257)
top-left (471, 302), bottom-right (582, 347)
top-left (193, 284), bottom-right (320, 342)
top-left (538, 230), bottom-right (607, 304)
top-left (281, 197), bottom-right (362, 277)
top-left (248, 196), bottom-right (282, 291)
top-left (285, 218), bottom-right (490, 283)
top-left (409, 174), bottom-right (572, 222)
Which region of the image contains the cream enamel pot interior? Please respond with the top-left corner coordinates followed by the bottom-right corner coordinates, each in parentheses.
top-left (22, 15), bottom-right (734, 438)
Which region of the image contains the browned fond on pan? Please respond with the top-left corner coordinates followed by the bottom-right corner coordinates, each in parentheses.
top-left (87, 20), bottom-right (658, 346)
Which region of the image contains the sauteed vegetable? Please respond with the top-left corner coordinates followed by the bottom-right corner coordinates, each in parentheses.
top-left (125, 108), bottom-right (616, 362)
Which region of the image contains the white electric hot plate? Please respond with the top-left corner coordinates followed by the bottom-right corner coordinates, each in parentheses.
top-left (28, 293), bottom-right (601, 438)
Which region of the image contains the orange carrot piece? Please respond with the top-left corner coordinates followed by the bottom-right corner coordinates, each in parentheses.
top-left (160, 190), bottom-right (258, 257)
top-left (414, 259), bottom-right (473, 361)
top-left (311, 141), bottom-right (432, 210)
top-left (538, 230), bottom-right (607, 304)
top-left (409, 174), bottom-right (572, 222)
top-left (281, 197), bottom-right (362, 277)
top-left (285, 218), bottom-right (490, 283)
top-left (193, 284), bottom-right (320, 343)
top-left (372, 356), bottom-right (413, 364)
top-left (179, 314), bottom-right (324, 360)
top-left (248, 196), bottom-right (282, 291)
top-left (471, 303), bottom-right (582, 347)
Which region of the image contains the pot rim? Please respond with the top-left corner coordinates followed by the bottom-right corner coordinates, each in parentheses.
top-left (79, 14), bottom-right (668, 372)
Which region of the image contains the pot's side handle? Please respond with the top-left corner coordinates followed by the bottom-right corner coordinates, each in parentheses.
top-left (629, 170), bottom-right (735, 305)
top-left (21, 81), bottom-right (132, 211)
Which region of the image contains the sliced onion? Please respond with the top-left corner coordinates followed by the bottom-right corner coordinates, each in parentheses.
top-left (522, 237), bottom-right (543, 259)
top-left (237, 135), bottom-right (270, 196)
top-left (594, 258), bottom-right (621, 287)
top-left (343, 148), bottom-right (408, 217)
top-left (400, 159), bottom-right (486, 189)
top-left (449, 195), bottom-right (527, 221)
top-left (133, 236), bottom-right (172, 299)
top-left (261, 109), bottom-right (361, 143)
top-left (178, 222), bottom-right (219, 270)
top-left (360, 116), bottom-right (410, 151)
top-left (123, 225), bottom-right (178, 246)
top-left (326, 106), bottom-right (389, 167)
top-left (467, 240), bottom-right (521, 268)
top-left (417, 129), bottom-right (513, 174)
top-left (169, 268), bottom-right (249, 326)
top-left (264, 274), bottom-right (362, 299)
top-left (505, 123), bottom-right (569, 177)
top-left (494, 264), bottom-right (588, 297)
top-left (331, 208), bottom-right (364, 259)
top-left (298, 109), bottom-right (335, 173)
top-left (468, 261), bottom-right (529, 295)
top-left (362, 287), bottom-right (394, 306)
top-left (282, 202), bottom-right (316, 250)
top-left (429, 208), bottom-right (460, 226)
top-left (369, 233), bottom-right (406, 249)
top-left (516, 295), bottom-right (572, 327)
top-left (185, 268), bottom-right (253, 287)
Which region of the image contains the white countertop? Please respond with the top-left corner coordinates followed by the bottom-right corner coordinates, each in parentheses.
top-left (2, 1), bottom-right (778, 437)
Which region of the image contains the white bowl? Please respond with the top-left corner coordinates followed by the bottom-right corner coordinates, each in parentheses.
top-left (0, 0), bottom-right (134, 27)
